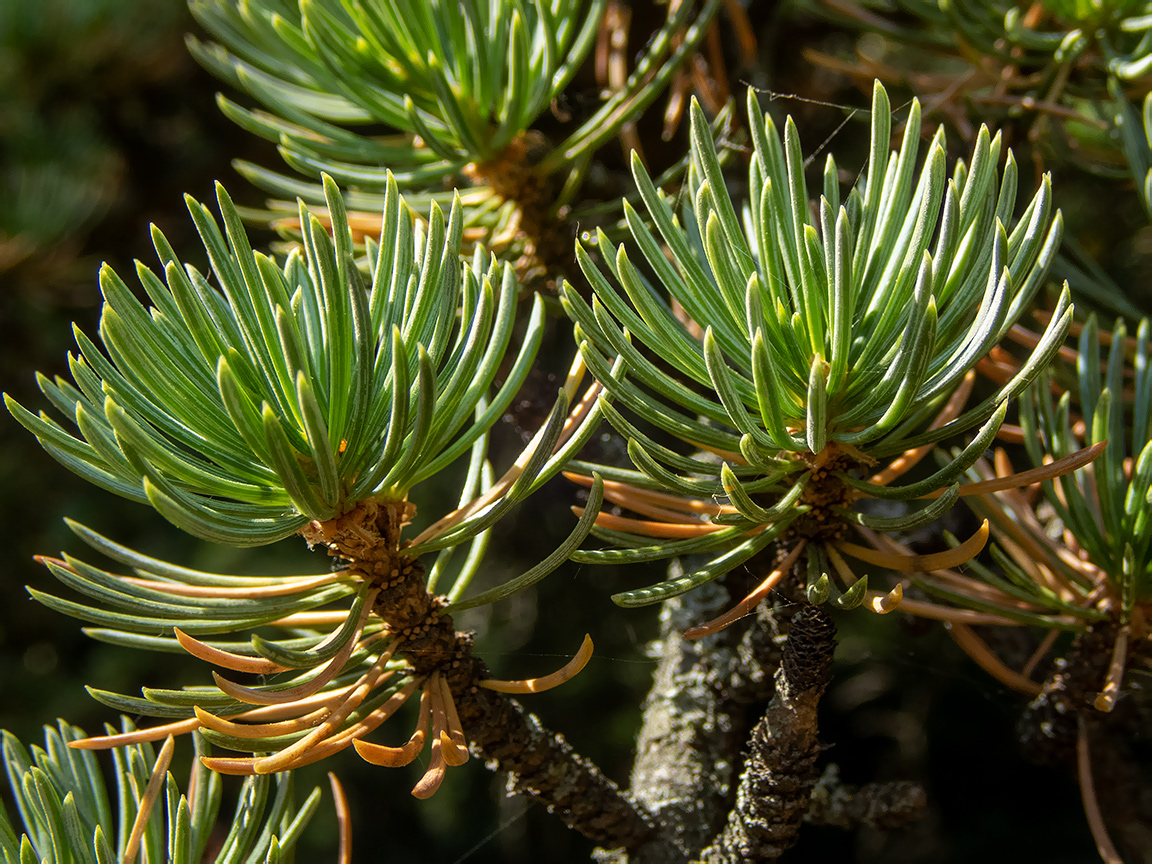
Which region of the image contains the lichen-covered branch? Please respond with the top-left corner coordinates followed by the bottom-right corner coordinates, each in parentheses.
top-left (596, 579), bottom-right (747, 863)
top-left (805, 765), bottom-right (927, 831)
top-left (699, 605), bottom-right (837, 863)
top-left (458, 677), bottom-right (655, 848)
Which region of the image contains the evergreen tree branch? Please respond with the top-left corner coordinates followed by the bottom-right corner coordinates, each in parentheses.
top-left (699, 606), bottom-right (837, 863)
top-left (594, 556), bottom-right (796, 863)
top-left (459, 681), bottom-right (655, 848)
top-left (596, 578), bottom-right (746, 863)
top-left (334, 500), bottom-right (656, 848)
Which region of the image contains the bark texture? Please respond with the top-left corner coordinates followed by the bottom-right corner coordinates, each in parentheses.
top-left (597, 580), bottom-right (745, 863)
top-left (457, 681), bottom-right (656, 848)
top-left (805, 765), bottom-right (927, 831)
top-left (593, 558), bottom-right (796, 864)
top-left (1019, 622), bottom-right (1117, 765)
top-left (699, 605), bottom-right (837, 862)
top-left (320, 500), bottom-right (654, 849)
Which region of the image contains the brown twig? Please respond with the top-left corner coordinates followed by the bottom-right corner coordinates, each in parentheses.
top-left (1077, 718), bottom-right (1124, 864)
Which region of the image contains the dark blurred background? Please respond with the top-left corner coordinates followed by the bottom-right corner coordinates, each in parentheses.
top-left (0, 1), bottom-right (1126, 861)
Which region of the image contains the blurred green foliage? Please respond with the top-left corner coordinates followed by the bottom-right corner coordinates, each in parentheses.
top-left (0, 0), bottom-right (183, 276)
